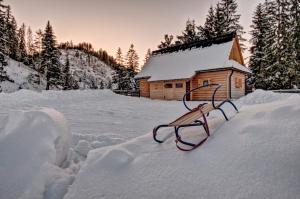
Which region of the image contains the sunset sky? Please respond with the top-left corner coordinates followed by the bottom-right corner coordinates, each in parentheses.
top-left (6, 0), bottom-right (264, 65)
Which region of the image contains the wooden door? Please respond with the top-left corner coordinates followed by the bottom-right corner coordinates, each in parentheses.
top-left (164, 82), bottom-right (174, 100)
top-left (185, 81), bottom-right (191, 101)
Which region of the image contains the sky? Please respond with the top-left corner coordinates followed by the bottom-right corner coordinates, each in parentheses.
top-left (6, 0), bottom-right (264, 65)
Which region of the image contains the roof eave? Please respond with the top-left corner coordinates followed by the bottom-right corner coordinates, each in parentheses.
top-left (195, 67), bottom-right (251, 74)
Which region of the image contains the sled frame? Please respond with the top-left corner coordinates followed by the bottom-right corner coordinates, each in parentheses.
top-left (153, 84), bottom-right (238, 151)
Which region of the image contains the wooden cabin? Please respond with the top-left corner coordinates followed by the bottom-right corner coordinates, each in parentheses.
top-left (135, 33), bottom-right (251, 101)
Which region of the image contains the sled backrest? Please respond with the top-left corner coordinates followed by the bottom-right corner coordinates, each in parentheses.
top-left (169, 103), bottom-right (216, 126)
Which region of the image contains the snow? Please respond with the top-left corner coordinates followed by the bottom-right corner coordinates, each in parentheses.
top-left (0, 49), bottom-right (114, 93)
top-left (0, 57), bottom-right (44, 93)
top-left (64, 92), bottom-right (300, 199)
top-left (135, 40), bottom-right (251, 81)
top-left (0, 89), bottom-right (299, 199)
top-left (60, 49), bottom-right (113, 89)
top-left (0, 108), bottom-right (71, 199)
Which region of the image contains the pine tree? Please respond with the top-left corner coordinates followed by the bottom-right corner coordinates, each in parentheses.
top-left (4, 6), bottom-right (18, 59)
top-left (198, 6), bottom-right (216, 40)
top-left (17, 23), bottom-right (27, 62)
top-left (158, 34), bottom-right (174, 49)
top-left (214, 3), bottom-right (226, 37)
top-left (0, 0), bottom-right (7, 54)
top-left (115, 47), bottom-right (124, 65)
top-left (26, 26), bottom-right (34, 56)
top-left (177, 19), bottom-right (198, 44)
top-left (269, 0), bottom-right (293, 89)
top-left (40, 21), bottom-right (61, 90)
top-left (262, 0), bottom-right (278, 89)
top-left (249, 0), bottom-right (297, 90)
top-left (125, 44), bottom-right (139, 74)
top-left (219, 0), bottom-right (246, 50)
top-left (290, 0), bottom-right (300, 87)
top-left (0, 52), bottom-right (8, 87)
top-left (143, 48), bottom-right (151, 66)
top-left (62, 53), bottom-right (78, 90)
top-left (249, 3), bottom-right (269, 89)
top-left (33, 29), bottom-right (43, 54)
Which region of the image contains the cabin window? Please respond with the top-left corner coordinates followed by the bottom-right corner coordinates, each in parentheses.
top-left (175, 83), bottom-right (183, 88)
top-left (198, 78), bottom-right (210, 86)
top-left (235, 78), bottom-right (243, 88)
top-left (203, 80), bottom-right (209, 86)
top-left (164, 83), bottom-right (173, 88)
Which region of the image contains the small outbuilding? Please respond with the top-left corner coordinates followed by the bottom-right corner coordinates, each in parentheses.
top-left (135, 33), bottom-right (251, 101)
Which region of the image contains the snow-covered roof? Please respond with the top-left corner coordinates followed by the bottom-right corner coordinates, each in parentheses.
top-left (136, 40), bottom-right (251, 82)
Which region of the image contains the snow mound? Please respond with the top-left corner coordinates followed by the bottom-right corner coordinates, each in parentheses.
top-left (99, 148), bottom-right (135, 169)
top-left (64, 93), bottom-right (300, 199)
top-left (237, 89), bottom-right (292, 105)
top-left (0, 108), bottom-right (71, 199)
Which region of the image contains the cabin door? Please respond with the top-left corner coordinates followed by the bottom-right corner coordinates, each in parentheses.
top-left (164, 82), bottom-right (174, 100)
top-left (186, 81), bottom-right (191, 101)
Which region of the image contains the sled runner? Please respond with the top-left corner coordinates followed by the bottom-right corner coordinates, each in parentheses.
top-left (153, 84), bottom-right (238, 151)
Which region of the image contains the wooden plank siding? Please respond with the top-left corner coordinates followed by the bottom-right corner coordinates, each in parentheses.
top-left (139, 78), bottom-right (150, 97)
top-left (229, 37), bottom-right (244, 65)
top-left (191, 71), bottom-right (230, 101)
top-left (231, 71), bottom-right (245, 99)
top-left (149, 80), bottom-right (187, 100)
top-left (149, 81), bottom-right (164, 99)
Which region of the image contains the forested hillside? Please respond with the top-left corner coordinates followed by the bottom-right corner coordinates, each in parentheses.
top-left (0, 0), bottom-right (138, 93)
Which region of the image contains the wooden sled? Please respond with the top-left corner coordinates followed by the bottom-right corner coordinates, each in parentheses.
top-left (153, 84), bottom-right (238, 151)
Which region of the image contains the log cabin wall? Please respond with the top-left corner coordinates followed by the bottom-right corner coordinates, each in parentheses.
top-left (139, 78), bottom-right (150, 97)
top-left (231, 71), bottom-right (246, 99)
top-left (149, 80), bottom-right (187, 100)
top-left (149, 81), bottom-right (164, 99)
top-left (229, 37), bottom-right (244, 65)
top-left (191, 70), bottom-right (230, 101)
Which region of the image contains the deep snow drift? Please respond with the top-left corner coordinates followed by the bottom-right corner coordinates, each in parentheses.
top-left (0, 108), bottom-right (71, 199)
top-left (65, 91), bottom-right (300, 199)
top-left (0, 89), bottom-right (299, 199)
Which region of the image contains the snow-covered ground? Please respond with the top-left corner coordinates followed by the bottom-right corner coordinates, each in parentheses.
top-left (0, 57), bottom-right (44, 93)
top-left (0, 89), bottom-right (299, 199)
top-left (0, 50), bottom-right (113, 93)
top-left (60, 49), bottom-right (113, 89)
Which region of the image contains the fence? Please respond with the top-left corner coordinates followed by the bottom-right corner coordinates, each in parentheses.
top-left (113, 90), bottom-right (140, 97)
top-left (272, 89), bottom-right (300, 94)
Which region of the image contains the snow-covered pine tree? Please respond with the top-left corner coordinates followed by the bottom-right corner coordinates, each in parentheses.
top-left (290, 0), bottom-right (300, 87)
top-left (125, 44), bottom-right (139, 74)
top-left (62, 53), bottom-right (78, 90)
top-left (26, 26), bottom-right (34, 56)
top-left (158, 34), bottom-right (174, 49)
top-left (219, 0), bottom-right (246, 51)
top-left (249, 3), bottom-right (269, 89)
top-left (40, 21), bottom-right (62, 90)
top-left (269, 0), bottom-right (293, 89)
top-left (115, 47), bottom-right (124, 65)
top-left (177, 19), bottom-right (198, 44)
top-left (198, 6), bottom-right (216, 40)
top-left (0, 0), bottom-right (7, 54)
top-left (4, 6), bottom-right (18, 60)
top-left (0, 51), bottom-right (8, 86)
top-left (17, 23), bottom-right (27, 63)
top-left (213, 3), bottom-right (226, 37)
top-left (262, 0), bottom-right (278, 89)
